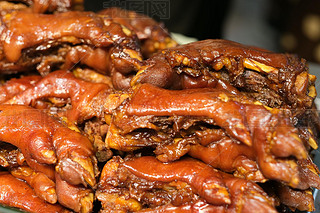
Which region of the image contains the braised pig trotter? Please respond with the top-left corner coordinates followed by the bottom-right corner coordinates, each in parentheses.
top-left (97, 156), bottom-right (276, 212)
top-left (0, 104), bottom-right (97, 187)
top-left (132, 40), bottom-right (316, 109)
top-left (0, 172), bottom-right (69, 213)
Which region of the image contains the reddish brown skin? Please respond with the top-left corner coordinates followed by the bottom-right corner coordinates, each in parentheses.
top-left (194, 128), bottom-right (226, 146)
top-left (180, 73), bottom-right (241, 96)
top-left (168, 39), bottom-right (288, 67)
top-left (101, 156), bottom-right (276, 213)
top-left (134, 198), bottom-right (275, 213)
top-left (275, 183), bottom-right (315, 212)
top-left (0, 104), bottom-right (96, 187)
top-left (99, 7), bottom-right (177, 58)
top-left (132, 39), bottom-right (314, 109)
top-left (0, 11), bottom-right (142, 80)
top-left (244, 104), bottom-right (309, 188)
top-left (64, 43), bottom-right (142, 78)
top-left (1, 11), bottom-right (112, 62)
top-left (10, 166), bottom-right (57, 204)
top-left (133, 53), bottom-right (177, 89)
top-left (123, 156), bottom-right (231, 206)
top-left (9, 76), bottom-right (314, 188)
top-left (7, 70), bottom-right (112, 123)
top-left (139, 200), bottom-right (221, 213)
top-left (0, 75), bottom-right (41, 103)
top-left (1, 146), bottom-right (96, 211)
top-left (31, 0), bottom-right (72, 13)
top-left (63, 46), bottom-right (112, 74)
top-left (0, 105), bottom-right (58, 165)
top-left (55, 172), bottom-right (93, 213)
top-left (52, 127), bottom-right (97, 186)
top-left (221, 172), bottom-right (277, 213)
top-left (104, 84), bottom-right (315, 188)
top-left (126, 84), bottom-right (253, 146)
top-left (118, 84), bottom-right (309, 187)
top-left (0, 172), bottom-right (70, 213)
top-left (0, 142), bottom-right (56, 180)
top-left (0, 143), bottom-right (56, 180)
top-left (112, 70), bottom-right (136, 89)
top-left (26, 158), bottom-right (56, 180)
top-left (188, 137), bottom-right (265, 182)
top-left (62, 45), bottom-right (142, 89)
top-left (296, 158), bottom-right (320, 189)
top-left (2, 12), bottom-right (132, 62)
top-left (133, 39), bottom-right (289, 88)
top-left (245, 106), bottom-right (304, 188)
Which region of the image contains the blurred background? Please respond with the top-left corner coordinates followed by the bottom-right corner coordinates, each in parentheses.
top-left (85, 0), bottom-right (320, 64)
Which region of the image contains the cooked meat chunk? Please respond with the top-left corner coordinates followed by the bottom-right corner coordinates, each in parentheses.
top-left (132, 39), bottom-right (316, 110)
top-left (97, 156), bottom-right (276, 213)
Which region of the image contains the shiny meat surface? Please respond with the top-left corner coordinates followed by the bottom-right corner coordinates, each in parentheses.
top-left (0, 10), bottom-right (143, 89)
top-left (106, 84), bottom-right (320, 190)
top-left (97, 156), bottom-right (276, 213)
top-left (0, 13), bottom-right (318, 212)
top-left (6, 70), bottom-right (113, 123)
top-left (132, 39), bottom-right (316, 109)
top-left (0, 172), bottom-right (70, 213)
